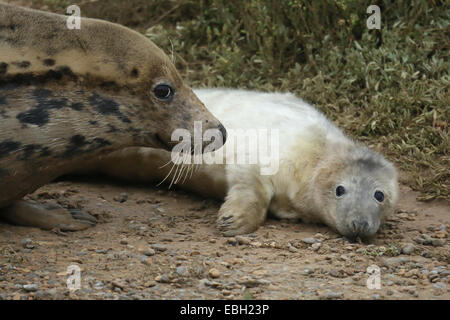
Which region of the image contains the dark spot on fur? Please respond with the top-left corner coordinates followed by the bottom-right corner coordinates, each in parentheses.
top-left (107, 124), bottom-right (118, 133)
top-left (33, 88), bottom-right (52, 99)
top-left (62, 135), bottom-right (112, 158)
top-left (0, 82), bottom-right (19, 91)
top-left (12, 61), bottom-right (31, 69)
top-left (0, 67), bottom-right (77, 86)
top-left (19, 144), bottom-right (49, 160)
top-left (0, 63), bottom-right (8, 76)
top-left (0, 140), bottom-right (22, 159)
top-left (43, 59), bottom-right (55, 66)
top-left (17, 108), bottom-right (50, 126)
top-left (131, 68), bottom-right (139, 78)
top-left (88, 93), bottom-right (130, 123)
top-left (183, 113), bottom-right (192, 122)
top-left (17, 90), bottom-right (67, 126)
top-left (40, 147), bottom-right (52, 157)
top-left (0, 24), bottom-right (17, 31)
top-left (70, 102), bottom-right (84, 111)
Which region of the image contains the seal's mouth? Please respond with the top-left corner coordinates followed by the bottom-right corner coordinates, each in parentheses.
top-left (153, 133), bottom-right (173, 151)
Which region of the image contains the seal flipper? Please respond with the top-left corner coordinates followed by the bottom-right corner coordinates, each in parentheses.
top-left (0, 200), bottom-right (96, 231)
top-left (217, 181), bottom-right (272, 236)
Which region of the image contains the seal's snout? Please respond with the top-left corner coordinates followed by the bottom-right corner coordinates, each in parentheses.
top-left (350, 219), bottom-right (370, 236)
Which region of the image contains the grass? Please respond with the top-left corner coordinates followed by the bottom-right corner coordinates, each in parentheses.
top-left (25, 0), bottom-right (450, 200)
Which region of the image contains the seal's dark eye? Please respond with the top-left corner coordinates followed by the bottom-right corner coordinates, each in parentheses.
top-left (154, 84), bottom-right (174, 101)
top-left (336, 185), bottom-right (345, 197)
top-left (374, 190), bottom-right (384, 202)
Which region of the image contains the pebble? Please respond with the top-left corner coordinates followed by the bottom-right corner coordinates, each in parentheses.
top-left (111, 280), bottom-right (126, 290)
top-left (329, 270), bottom-right (340, 278)
top-left (383, 257), bottom-right (406, 268)
top-left (151, 244), bottom-right (167, 252)
top-left (21, 238), bottom-right (34, 249)
top-left (138, 245), bottom-right (156, 256)
top-left (319, 291), bottom-right (343, 299)
top-left (23, 284), bottom-right (39, 292)
top-left (288, 243), bottom-right (298, 253)
top-left (414, 234), bottom-right (432, 245)
top-left (155, 274), bottom-right (170, 283)
top-left (235, 236), bottom-right (251, 245)
top-left (431, 239), bottom-right (445, 247)
top-left (302, 237), bottom-right (319, 244)
top-left (311, 243), bottom-right (322, 251)
top-left (176, 266), bottom-right (190, 277)
top-left (114, 192), bottom-right (128, 203)
top-left (208, 268), bottom-right (221, 278)
top-left (401, 243), bottom-right (415, 255)
top-left (301, 268), bottom-right (314, 276)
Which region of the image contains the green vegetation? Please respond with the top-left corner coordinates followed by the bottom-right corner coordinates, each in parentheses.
top-left (49, 0), bottom-right (450, 200)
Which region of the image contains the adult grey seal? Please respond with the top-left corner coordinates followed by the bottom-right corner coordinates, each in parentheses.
top-left (0, 4), bottom-right (226, 231)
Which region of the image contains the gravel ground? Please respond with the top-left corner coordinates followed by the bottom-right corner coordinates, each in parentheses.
top-left (0, 177), bottom-right (448, 300)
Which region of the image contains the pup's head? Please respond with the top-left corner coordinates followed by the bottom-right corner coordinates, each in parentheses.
top-left (311, 144), bottom-right (398, 239)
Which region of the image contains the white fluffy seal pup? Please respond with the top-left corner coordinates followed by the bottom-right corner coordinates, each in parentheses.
top-left (88, 88), bottom-right (399, 239)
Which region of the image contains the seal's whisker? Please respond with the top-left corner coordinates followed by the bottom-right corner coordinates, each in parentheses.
top-left (157, 161), bottom-right (177, 187)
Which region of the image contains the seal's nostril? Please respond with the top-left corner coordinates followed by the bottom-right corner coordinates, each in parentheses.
top-left (351, 220), bottom-right (358, 232)
top-left (361, 221), bottom-right (369, 232)
top-left (218, 124), bottom-right (227, 145)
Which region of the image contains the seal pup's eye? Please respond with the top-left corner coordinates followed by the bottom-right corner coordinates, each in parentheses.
top-left (154, 84), bottom-right (174, 101)
top-left (374, 190), bottom-right (384, 202)
top-left (335, 185), bottom-right (345, 197)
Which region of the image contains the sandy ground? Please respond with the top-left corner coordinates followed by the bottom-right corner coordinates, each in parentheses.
top-left (0, 176), bottom-right (448, 300)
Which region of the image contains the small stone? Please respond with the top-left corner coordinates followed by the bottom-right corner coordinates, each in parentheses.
top-left (155, 274), bottom-right (170, 283)
top-left (151, 244), bottom-right (167, 252)
top-left (431, 239), bottom-right (445, 247)
top-left (21, 238), bottom-right (34, 249)
top-left (208, 268), bottom-right (221, 278)
top-left (120, 239), bottom-right (128, 245)
top-left (222, 289), bottom-right (232, 296)
top-left (23, 284), bottom-right (39, 292)
top-left (383, 257), bottom-right (406, 268)
top-left (301, 268), bottom-right (314, 276)
top-left (329, 269), bottom-right (340, 277)
top-left (302, 237), bottom-right (318, 244)
top-left (373, 294), bottom-right (380, 300)
top-left (114, 192), bottom-right (128, 203)
top-left (138, 245), bottom-right (155, 256)
top-left (176, 266), bottom-right (190, 277)
top-left (288, 243), bottom-right (298, 253)
top-left (235, 236), bottom-right (251, 245)
top-left (226, 238), bottom-right (237, 245)
top-left (401, 243), bottom-right (415, 255)
top-left (319, 291), bottom-right (342, 299)
top-left (111, 280), bottom-right (126, 290)
top-left (141, 257), bottom-right (153, 266)
top-left (311, 242), bottom-right (322, 251)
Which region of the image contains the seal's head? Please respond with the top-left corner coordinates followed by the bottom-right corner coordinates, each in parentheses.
top-left (0, 3), bottom-right (226, 152)
top-left (311, 144), bottom-right (398, 239)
